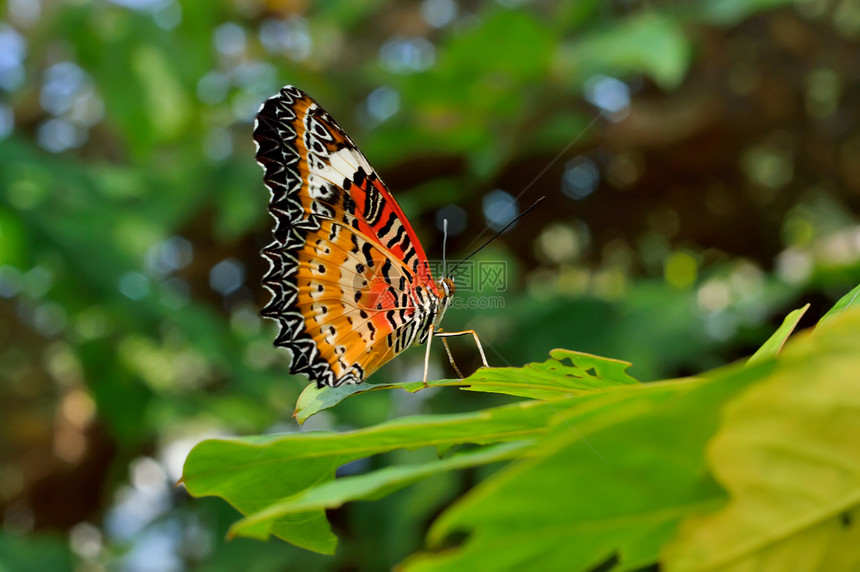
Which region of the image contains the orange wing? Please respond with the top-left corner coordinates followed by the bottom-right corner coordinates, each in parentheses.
top-left (255, 85), bottom-right (443, 387)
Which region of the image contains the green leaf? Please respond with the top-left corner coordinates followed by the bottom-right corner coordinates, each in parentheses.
top-left (555, 12), bottom-right (692, 89)
top-left (819, 283), bottom-right (860, 326)
top-left (746, 304), bottom-right (809, 366)
top-left (292, 378), bottom-right (446, 425)
top-left (663, 310), bottom-right (860, 570)
top-left (460, 349), bottom-right (639, 399)
top-left (229, 441), bottom-right (532, 539)
top-left (182, 399), bottom-right (559, 552)
top-left (182, 435), bottom-right (341, 554)
top-left (403, 370), bottom-right (760, 571)
top-left (293, 350), bottom-right (638, 423)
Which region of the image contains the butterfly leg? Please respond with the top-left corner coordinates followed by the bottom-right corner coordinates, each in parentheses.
top-left (423, 324), bottom-right (434, 387)
top-left (433, 330), bottom-right (489, 370)
top-left (439, 336), bottom-right (465, 379)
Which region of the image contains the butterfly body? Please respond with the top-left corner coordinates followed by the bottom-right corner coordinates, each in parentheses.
top-left (254, 85), bottom-right (457, 387)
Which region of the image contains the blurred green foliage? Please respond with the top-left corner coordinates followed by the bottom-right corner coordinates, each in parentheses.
top-left (2, 0), bottom-right (860, 570)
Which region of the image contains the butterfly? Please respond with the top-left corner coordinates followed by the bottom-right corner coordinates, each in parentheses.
top-left (254, 85), bottom-right (488, 388)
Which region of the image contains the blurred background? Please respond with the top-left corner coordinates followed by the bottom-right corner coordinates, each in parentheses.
top-left (1, 0), bottom-right (859, 570)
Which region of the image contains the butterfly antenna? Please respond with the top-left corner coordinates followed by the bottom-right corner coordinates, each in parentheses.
top-left (442, 219), bottom-right (449, 277)
top-left (447, 196), bottom-right (545, 278)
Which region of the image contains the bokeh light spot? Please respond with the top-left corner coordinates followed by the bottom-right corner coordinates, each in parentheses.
top-left (0, 104), bottom-right (14, 139)
top-left (366, 86), bottom-right (400, 124)
top-left (37, 118), bottom-right (86, 153)
top-left (422, 0), bottom-right (457, 28)
top-left (562, 156), bottom-right (599, 200)
top-left (379, 37), bottom-right (435, 74)
top-left (482, 189), bottom-right (518, 232)
top-left (664, 251), bottom-right (697, 289)
top-left (584, 74), bottom-right (631, 120)
top-left (0, 24), bottom-right (26, 91)
top-left (209, 258), bottom-right (244, 295)
top-left (214, 22), bottom-right (246, 58)
top-left (259, 17), bottom-right (312, 61)
top-left (119, 272), bottom-right (150, 300)
top-left (435, 204), bottom-right (468, 236)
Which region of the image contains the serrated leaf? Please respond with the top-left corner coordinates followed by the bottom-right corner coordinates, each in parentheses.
top-left (663, 310), bottom-right (860, 571)
top-left (460, 349), bottom-right (638, 399)
top-left (746, 304), bottom-right (809, 366)
top-left (294, 350), bottom-right (638, 423)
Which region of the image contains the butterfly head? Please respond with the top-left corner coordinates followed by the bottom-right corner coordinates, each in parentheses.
top-left (439, 277), bottom-right (455, 297)
top-left (433, 277), bottom-right (456, 328)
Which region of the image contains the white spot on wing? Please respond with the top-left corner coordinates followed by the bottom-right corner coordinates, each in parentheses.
top-left (328, 147), bottom-right (373, 180)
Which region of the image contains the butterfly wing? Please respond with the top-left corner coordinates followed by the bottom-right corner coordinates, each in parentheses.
top-left (254, 85), bottom-right (442, 387)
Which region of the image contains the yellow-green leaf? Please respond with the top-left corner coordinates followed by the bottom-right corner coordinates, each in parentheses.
top-left (402, 371), bottom-right (754, 571)
top-left (746, 304), bottom-right (808, 366)
top-left (819, 283), bottom-right (860, 326)
top-left (663, 310), bottom-right (860, 570)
